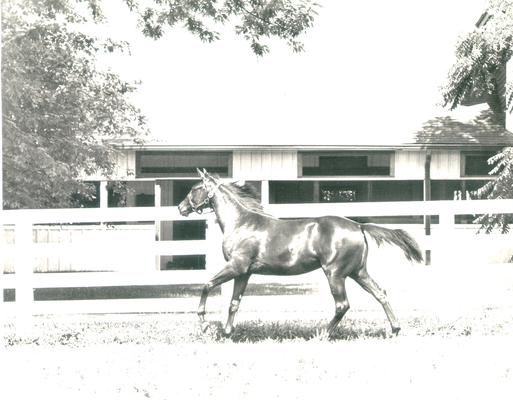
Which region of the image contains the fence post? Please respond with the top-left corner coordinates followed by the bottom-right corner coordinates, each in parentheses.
top-left (438, 211), bottom-right (456, 265)
top-left (15, 221), bottom-right (34, 335)
top-left (0, 225), bottom-right (5, 342)
top-left (154, 181), bottom-right (162, 271)
top-left (261, 180), bottom-right (269, 205)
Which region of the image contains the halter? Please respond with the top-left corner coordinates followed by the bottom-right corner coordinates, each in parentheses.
top-left (186, 181), bottom-right (222, 214)
top-left (186, 191), bottom-right (211, 214)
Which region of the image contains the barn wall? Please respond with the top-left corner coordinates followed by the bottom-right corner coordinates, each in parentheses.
top-left (394, 150), bottom-right (461, 179)
top-left (232, 150), bottom-right (298, 179)
top-left (112, 150), bottom-right (136, 179)
top-left (92, 148), bottom-right (464, 182)
top-left (394, 151), bottom-right (424, 179)
top-left (431, 150), bottom-right (461, 179)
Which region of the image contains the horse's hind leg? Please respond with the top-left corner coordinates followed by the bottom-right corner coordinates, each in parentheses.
top-left (224, 273), bottom-right (250, 336)
top-left (325, 272), bottom-right (350, 339)
top-left (352, 268), bottom-right (401, 335)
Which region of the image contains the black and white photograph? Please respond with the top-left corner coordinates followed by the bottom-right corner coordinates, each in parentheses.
top-left (1, 0), bottom-right (513, 399)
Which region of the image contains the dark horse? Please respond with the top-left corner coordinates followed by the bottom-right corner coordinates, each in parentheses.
top-left (178, 169), bottom-right (423, 338)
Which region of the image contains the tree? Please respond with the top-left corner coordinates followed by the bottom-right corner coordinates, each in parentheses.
top-left (2, 0), bottom-right (148, 209)
top-left (441, 0), bottom-right (513, 232)
top-left (474, 148), bottom-right (513, 233)
top-left (2, 0), bottom-right (317, 209)
top-left (126, 0), bottom-right (319, 56)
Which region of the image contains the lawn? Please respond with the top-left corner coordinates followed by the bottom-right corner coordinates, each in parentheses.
top-left (2, 263), bottom-right (513, 400)
top-left (2, 303), bottom-right (513, 400)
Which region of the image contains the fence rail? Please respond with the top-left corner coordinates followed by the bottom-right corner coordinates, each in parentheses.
top-left (1, 199), bottom-right (513, 322)
top-left (2, 198), bottom-right (513, 224)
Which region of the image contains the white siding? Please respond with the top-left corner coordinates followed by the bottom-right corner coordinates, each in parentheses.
top-left (233, 150), bottom-right (298, 179)
top-left (394, 151), bottom-right (424, 179)
top-left (394, 150), bottom-right (461, 179)
top-left (431, 150), bottom-right (460, 179)
top-left (112, 150), bottom-right (136, 179)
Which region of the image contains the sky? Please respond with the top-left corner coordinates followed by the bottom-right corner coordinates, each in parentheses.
top-left (97, 0), bottom-right (488, 146)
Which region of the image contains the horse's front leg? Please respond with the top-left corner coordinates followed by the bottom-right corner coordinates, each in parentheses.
top-left (197, 262), bottom-right (243, 333)
top-left (224, 273), bottom-right (251, 336)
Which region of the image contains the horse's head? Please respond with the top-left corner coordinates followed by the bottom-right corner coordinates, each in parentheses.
top-left (178, 169), bottom-right (220, 216)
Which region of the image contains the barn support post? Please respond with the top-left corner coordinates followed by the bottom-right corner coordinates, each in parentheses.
top-left (99, 180), bottom-right (108, 209)
top-left (15, 220), bottom-right (34, 335)
top-left (154, 181), bottom-right (162, 271)
top-left (424, 150), bottom-right (432, 265)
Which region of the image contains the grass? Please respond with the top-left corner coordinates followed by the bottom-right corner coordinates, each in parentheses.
top-left (3, 306), bottom-right (512, 347)
top-left (3, 271), bottom-right (513, 400)
top-left (3, 307), bottom-right (513, 400)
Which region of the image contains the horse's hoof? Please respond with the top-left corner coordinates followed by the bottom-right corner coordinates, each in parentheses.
top-left (391, 326), bottom-right (401, 336)
top-left (223, 327), bottom-right (233, 337)
top-left (201, 322), bottom-right (210, 333)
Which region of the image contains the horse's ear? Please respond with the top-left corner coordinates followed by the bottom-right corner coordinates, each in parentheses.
top-left (197, 168), bottom-right (206, 180)
top-left (200, 168), bottom-right (210, 179)
top-left (203, 169), bottom-right (218, 182)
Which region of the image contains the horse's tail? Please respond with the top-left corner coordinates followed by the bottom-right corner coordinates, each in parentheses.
top-left (360, 223), bottom-right (423, 263)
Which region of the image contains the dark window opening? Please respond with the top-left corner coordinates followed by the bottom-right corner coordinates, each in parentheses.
top-left (161, 255), bottom-right (205, 270)
top-left (463, 151), bottom-right (496, 176)
top-left (270, 180), bottom-right (423, 204)
top-left (301, 152), bottom-right (392, 176)
top-left (160, 220), bottom-right (206, 241)
top-left (431, 180), bottom-right (489, 201)
top-left (321, 188), bottom-right (356, 202)
top-left (73, 181), bottom-right (100, 208)
top-left (136, 151), bottom-right (232, 178)
top-left (108, 181), bottom-right (155, 207)
top-left (170, 180), bottom-right (200, 206)
top-left (270, 180), bottom-right (423, 223)
top-left (320, 181), bottom-right (368, 202)
top-left (269, 181), bottom-right (315, 204)
top-left (370, 181), bottom-right (423, 202)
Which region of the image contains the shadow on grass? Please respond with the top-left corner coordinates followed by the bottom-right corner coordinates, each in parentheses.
top-left (205, 319), bottom-right (389, 343)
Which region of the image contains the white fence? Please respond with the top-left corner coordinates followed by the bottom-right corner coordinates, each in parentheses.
top-left (1, 199), bottom-right (513, 318)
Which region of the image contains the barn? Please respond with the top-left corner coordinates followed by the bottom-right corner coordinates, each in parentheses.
top-left (3, 106), bottom-right (513, 280)
top-left (61, 101), bottom-right (511, 273)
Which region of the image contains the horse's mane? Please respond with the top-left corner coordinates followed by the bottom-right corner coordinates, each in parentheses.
top-left (224, 182), bottom-right (265, 213)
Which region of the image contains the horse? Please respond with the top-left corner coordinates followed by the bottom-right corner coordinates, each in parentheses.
top-left (178, 169), bottom-right (423, 338)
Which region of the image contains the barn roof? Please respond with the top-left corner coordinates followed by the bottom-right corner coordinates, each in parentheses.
top-left (409, 105), bottom-right (512, 147)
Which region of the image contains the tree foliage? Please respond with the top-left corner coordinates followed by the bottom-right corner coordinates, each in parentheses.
top-left (442, 0), bottom-right (513, 112)
top-left (442, 0), bottom-right (513, 232)
top-left (127, 0), bottom-right (319, 56)
top-left (2, 0), bottom-right (317, 209)
top-left (473, 148), bottom-right (513, 233)
top-left (2, 0), bottom-right (147, 209)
